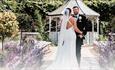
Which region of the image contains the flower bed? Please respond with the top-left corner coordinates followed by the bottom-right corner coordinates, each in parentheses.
top-left (93, 34), bottom-right (115, 70)
top-left (0, 38), bottom-right (51, 70)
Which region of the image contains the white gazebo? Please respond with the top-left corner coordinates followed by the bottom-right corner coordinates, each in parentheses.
top-left (47, 0), bottom-right (100, 45)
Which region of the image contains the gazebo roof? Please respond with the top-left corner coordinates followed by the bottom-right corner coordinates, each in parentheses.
top-left (48, 0), bottom-right (100, 17)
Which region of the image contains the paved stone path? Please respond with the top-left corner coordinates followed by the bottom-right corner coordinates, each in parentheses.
top-left (41, 46), bottom-right (102, 70)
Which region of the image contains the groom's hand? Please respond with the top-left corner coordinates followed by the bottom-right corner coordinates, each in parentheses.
top-left (78, 35), bottom-right (83, 38)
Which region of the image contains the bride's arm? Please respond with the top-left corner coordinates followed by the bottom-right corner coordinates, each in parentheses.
top-left (72, 18), bottom-right (82, 34)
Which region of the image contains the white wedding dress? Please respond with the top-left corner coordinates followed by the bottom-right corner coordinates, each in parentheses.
top-left (45, 9), bottom-right (79, 70)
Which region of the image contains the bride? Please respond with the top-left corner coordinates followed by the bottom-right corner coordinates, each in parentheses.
top-left (45, 8), bottom-right (83, 70)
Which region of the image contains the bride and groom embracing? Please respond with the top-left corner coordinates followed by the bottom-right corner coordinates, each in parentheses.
top-left (46, 6), bottom-right (88, 70)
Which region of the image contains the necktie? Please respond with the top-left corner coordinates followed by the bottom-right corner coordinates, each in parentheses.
top-left (75, 14), bottom-right (79, 21)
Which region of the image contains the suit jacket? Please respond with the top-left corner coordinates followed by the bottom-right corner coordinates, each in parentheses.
top-left (73, 14), bottom-right (88, 36)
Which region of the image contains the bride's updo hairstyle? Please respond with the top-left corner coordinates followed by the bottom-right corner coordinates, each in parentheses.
top-left (64, 8), bottom-right (71, 16)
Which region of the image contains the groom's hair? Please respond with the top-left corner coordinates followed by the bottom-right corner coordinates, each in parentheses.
top-left (73, 6), bottom-right (79, 9)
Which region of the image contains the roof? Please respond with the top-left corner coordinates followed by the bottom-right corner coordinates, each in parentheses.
top-left (48, 0), bottom-right (100, 16)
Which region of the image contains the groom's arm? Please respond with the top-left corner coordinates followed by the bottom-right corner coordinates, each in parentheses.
top-left (82, 15), bottom-right (88, 36)
top-left (77, 15), bottom-right (88, 39)
top-left (84, 18), bottom-right (92, 35)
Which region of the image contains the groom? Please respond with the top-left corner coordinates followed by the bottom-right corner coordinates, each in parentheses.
top-left (72, 6), bottom-right (89, 67)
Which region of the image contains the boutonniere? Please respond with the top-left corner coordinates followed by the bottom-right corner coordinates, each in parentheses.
top-left (79, 16), bottom-right (82, 22)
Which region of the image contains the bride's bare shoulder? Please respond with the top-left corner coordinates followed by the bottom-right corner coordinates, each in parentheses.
top-left (69, 16), bottom-right (75, 22)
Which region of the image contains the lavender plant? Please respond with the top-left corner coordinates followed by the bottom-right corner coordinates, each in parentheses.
top-left (96, 33), bottom-right (115, 70)
top-left (3, 38), bottom-right (51, 70)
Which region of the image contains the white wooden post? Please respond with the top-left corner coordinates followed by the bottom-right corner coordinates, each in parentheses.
top-left (49, 16), bottom-right (52, 32)
top-left (96, 17), bottom-right (99, 39)
top-left (56, 17), bottom-right (58, 44)
top-left (49, 16), bottom-right (52, 39)
top-left (92, 19), bottom-right (95, 44)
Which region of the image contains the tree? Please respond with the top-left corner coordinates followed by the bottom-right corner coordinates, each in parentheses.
top-left (0, 0), bottom-right (64, 41)
top-left (0, 11), bottom-right (19, 51)
top-left (84, 0), bottom-right (115, 37)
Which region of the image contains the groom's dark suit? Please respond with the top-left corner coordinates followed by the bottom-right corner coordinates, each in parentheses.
top-left (73, 14), bottom-right (90, 66)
